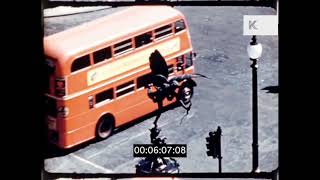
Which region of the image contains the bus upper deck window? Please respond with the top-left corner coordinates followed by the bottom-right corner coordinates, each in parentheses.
top-left (155, 24), bottom-right (173, 39)
top-left (114, 39), bottom-right (133, 55)
top-left (135, 32), bottom-right (152, 48)
top-left (71, 55), bottom-right (90, 72)
top-left (93, 47), bottom-right (112, 64)
top-left (45, 58), bottom-right (56, 75)
top-left (175, 20), bottom-right (186, 33)
top-left (45, 58), bottom-right (56, 94)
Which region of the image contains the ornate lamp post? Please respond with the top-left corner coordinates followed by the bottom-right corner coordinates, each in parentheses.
top-left (247, 35), bottom-right (262, 173)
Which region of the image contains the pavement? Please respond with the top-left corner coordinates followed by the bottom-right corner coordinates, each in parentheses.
top-left (44, 6), bottom-right (111, 17)
top-left (43, 5), bottom-right (278, 180)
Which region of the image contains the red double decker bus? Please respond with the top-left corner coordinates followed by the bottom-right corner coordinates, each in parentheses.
top-left (44, 6), bottom-right (196, 149)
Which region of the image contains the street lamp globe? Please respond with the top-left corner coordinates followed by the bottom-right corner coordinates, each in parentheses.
top-left (247, 36), bottom-right (263, 60)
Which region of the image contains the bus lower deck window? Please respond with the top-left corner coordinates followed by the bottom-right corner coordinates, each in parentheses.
top-left (116, 81), bottom-right (135, 97)
top-left (95, 88), bottom-right (114, 104)
top-left (168, 64), bottom-right (174, 74)
top-left (137, 73), bottom-right (152, 89)
top-left (186, 52), bottom-right (193, 68)
top-left (45, 97), bottom-right (57, 118)
top-left (176, 55), bottom-right (184, 71)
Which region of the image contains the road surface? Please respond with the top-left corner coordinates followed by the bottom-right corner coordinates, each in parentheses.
top-left (44, 5), bottom-right (278, 178)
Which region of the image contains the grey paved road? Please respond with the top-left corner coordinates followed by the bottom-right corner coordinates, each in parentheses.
top-left (44, 5), bottom-right (278, 176)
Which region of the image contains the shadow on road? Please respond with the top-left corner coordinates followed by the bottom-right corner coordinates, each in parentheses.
top-left (262, 85), bottom-right (279, 93)
top-left (44, 101), bottom-right (180, 159)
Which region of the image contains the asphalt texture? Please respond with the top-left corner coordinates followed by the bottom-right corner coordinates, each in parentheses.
top-left (43, 5), bottom-right (278, 177)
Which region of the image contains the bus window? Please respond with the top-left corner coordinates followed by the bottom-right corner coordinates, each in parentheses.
top-left (176, 55), bottom-right (184, 71)
top-left (116, 80), bottom-right (135, 97)
top-left (45, 58), bottom-right (56, 94)
top-left (155, 24), bottom-right (173, 39)
top-left (45, 96), bottom-right (57, 118)
top-left (175, 19), bottom-right (186, 33)
top-left (114, 39), bottom-right (133, 55)
top-left (93, 47), bottom-right (112, 64)
top-left (168, 64), bottom-right (174, 74)
top-left (95, 88), bottom-right (113, 104)
top-left (137, 73), bottom-right (152, 89)
top-left (185, 52), bottom-right (193, 68)
top-left (45, 58), bottom-right (55, 75)
top-left (71, 55), bottom-right (90, 72)
top-left (135, 32), bottom-right (152, 48)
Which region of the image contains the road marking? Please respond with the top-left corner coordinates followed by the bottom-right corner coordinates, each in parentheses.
top-left (87, 129), bottom-right (149, 159)
top-left (70, 153), bottom-right (113, 173)
top-left (113, 158), bottom-right (141, 172)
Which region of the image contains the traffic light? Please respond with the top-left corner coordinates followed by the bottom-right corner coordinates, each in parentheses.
top-left (206, 132), bottom-right (218, 158)
top-left (205, 126), bottom-right (222, 159)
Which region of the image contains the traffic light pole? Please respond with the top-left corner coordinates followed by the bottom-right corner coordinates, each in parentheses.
top-left (217, 126), bottom-right (222, 173)
top-left (218, 153), bottom-right (222, 173)
top-left (206, 126), bottom-right (222, 173)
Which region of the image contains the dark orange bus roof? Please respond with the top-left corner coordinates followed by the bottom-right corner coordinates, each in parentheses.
top-left (44, 6), bottom-right (184, 62)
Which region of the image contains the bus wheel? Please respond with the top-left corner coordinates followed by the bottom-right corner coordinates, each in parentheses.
top-left (96, 116), bottom-right (114, 140)
top-left (178, 83), bottom-right (194, 109)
